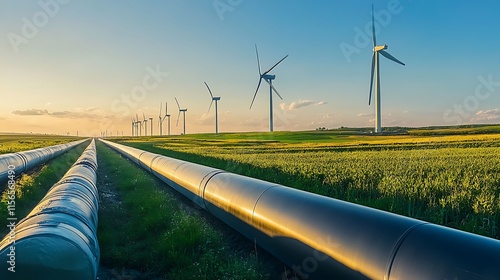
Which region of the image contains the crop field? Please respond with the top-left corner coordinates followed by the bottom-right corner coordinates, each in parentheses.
top-left (113, 128), bottom-right (500, 239)
top-left (0, 134), bottom-right (81, 155)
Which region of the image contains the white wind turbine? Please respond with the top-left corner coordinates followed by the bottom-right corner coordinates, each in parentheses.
top-left (149, 117), bottom-right (153, 136)
top-left (204, 82), bottom-right (221, 134)
top-left (368, 4), bottom-right (405, 133)
top-left (131, 117), bottom-right (135, 136)
top-left (136, 114), bottom-right (142, 137)
top-left (165, 102), bottom-right (171, 136)
top-left (143, 113), bottom-right (148, 136)
top-left (159, 103), bottom-right (163, 136)
top-left (175, 98), bottom-right (187, 135)
top-left (250, 44), bottom-right (288, 132)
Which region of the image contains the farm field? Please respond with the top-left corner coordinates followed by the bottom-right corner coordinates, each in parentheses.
top-left (111, 128), bottom-right (500, 239)
top-left (0, 134), bottom-right (81, 155)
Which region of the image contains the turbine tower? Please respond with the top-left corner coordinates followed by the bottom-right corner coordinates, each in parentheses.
top-left (204, 82), bottom-right (221, 134)
top-left (250, 44), bottom-right (288, 132)
top-left (149, 117), bottom-right (153, 136)
top-left (136, 114), bottom-right (142, 137)
top-left (368, 4), bottom-right (405, 133)
top-left (165, 102), bottom-right (171, 136)
top-left (131, 117), bottom-right (135, 136)
top-left (143, 113), bottom-right (148, 136)
top-left (175, 98), bottom-right (187, 135)
top-left (159, 103), bottom-right (163, 136)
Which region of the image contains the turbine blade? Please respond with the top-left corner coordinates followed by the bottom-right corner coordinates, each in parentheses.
top-left (208, 100), bottom-right (214, 113)
top-left (250, 78), bottom-right (263, 109)
top-left (204, 81), bottom-right (214, 99)
top-left (265, 79), bottom-right (283, 100)
top-left (263, 55), bottom-right (289, 75)
top-left (176, 111), bottom-right (181, 126)
top-left (255, 44), bottom-right (262, 75)
top-left (379, 50), bottom-right (405, 66)
top-left (143, 113), bottom-right (146, 121)
top-left (165, 102), bottom-right (168, 116)
top-left (175, 98), bottom-right (181, 110)
top-left (372, 4), bottom-right (377, 47)
top-left (159, 103), bottom-right (162, 117)
top-left (369, 53), bottom-right (375, 105)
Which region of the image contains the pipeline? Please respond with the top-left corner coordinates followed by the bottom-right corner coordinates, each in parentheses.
top-left (0, 139), bottom-right (99, 280)
top-left (100, 139), bottom-right (500, 279)
top-left (0, 139), bottom-right (88, 184)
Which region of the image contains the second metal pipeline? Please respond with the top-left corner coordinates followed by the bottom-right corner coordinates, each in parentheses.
top-left (100, 139), bottom-right (500, 280)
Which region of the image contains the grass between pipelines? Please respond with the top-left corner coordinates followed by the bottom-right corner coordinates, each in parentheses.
top-left (96, 141), bottom-right (278, 279)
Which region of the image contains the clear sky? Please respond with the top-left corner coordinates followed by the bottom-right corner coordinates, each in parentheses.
top-left (1, 0), bottom-right (499, 136)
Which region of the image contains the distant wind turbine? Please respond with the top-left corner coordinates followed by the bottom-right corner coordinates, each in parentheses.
top-left (143, 113), bottom-right (148, 136)
top-left (204, 82), bottom-right (221, 134)
top-left (131, 117), bottom-right (135, 136)
top-left (159, 103), bottom-right (163, 136)
top-left (149, 117), bottom-right (153, 136)
top-left (165, 102), bottom-right (171, 136)
top-left (175, 98), bottom-right (187, 135)
top-left (136, 114), bottom-right (142, 137)
top-left (250, 44), bottom-right (288, 132)
top-left (368, 4), bottom-right (405, 133)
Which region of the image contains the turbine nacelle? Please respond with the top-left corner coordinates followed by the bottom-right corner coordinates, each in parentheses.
top-left (373, 44), bottom-right (388, 52)
top-left (262, 74), bottom-right (276, 81)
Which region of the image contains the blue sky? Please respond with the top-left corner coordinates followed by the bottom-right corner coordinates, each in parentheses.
top-left (1, 0), bottom-right (499, 136)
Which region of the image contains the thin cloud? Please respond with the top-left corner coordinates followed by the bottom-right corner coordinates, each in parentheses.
top-left (472, 108), bottom-right (500, 122)
top-left (12, 109), bottom-right (49, 116)
top-left (280, 100), bottom-right (327, 111)
top-left (357, 112), bottom-right (371, 117)
top-left (12, 108), bottom-right (102, 119)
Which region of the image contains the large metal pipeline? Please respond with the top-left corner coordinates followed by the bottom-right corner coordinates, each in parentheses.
top-left (0, 139), bottom-right (87, 184)
top-left (100, 139), bottom-right (500, 279)
top-left (0, 139), bottom-right (99, 280)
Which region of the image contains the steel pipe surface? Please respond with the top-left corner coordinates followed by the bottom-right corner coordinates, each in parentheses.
top-left (100, 139), bottom-right (500, 279)
top-left (0, 139), bottom-right (99, 280)
top-left (0, 139), bottom-right (87, 184)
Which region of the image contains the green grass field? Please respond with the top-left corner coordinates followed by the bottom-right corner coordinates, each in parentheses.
top-left (111, 125), bottom-right (500, 239)
top-left (0, 134), bottom-right (82, 155)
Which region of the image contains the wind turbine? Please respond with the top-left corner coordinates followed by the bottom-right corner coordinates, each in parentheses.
top-left (175, 98), bottom-right (187, 135)
top-left (204, 82), bottom-right (221, 134)
top-left (143, 113), bottom-right (148, 136)
top-left (165, 102), bottom-right (171, 136)
top-left (159, 103), bottom-right (163, 136)
top-left (368, 4), bottom-right (405, 133)
top-left (136, 114), bottom-right (142, 136)
top-left (149, 117), bottom-right (153, 136)
top-left (131, 117), bottom-right (135, 136)
top-left (250, 44), bottom-right (288, 132)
